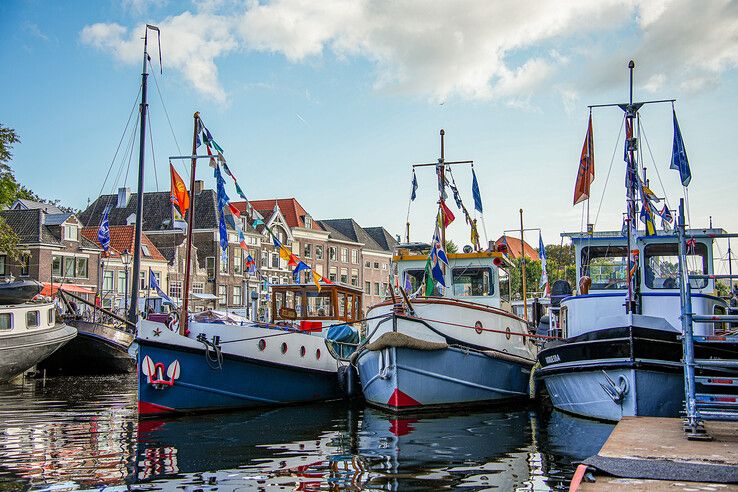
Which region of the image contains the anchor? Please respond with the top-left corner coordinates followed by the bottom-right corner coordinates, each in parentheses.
top-left (142, 355), bottom-right (181, 389)
top-left (599, 371), bottom-right (628, 404)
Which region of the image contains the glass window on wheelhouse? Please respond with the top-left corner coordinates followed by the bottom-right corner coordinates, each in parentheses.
top-left (452, 267), bottom-right (494, 296)
top-left (580, 246), bottom-right (629, 290)
top-left (0, 313), bottom-right (11, 330)
top-left (306, 291), bottom-right (332, 317)
top-left (26, 310), bottom-right (39, 328)
top-left (644, 242), bottom-right (708, 289)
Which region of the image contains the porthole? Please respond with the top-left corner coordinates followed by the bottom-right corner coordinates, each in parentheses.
top-left (505, 327), bottom-right (511, 340)
top-left (300, 346), bottom-right (306, 357)
top-left (475, 321), bottom-right (483, 334)
top-left (258, 339), bottom-right (266, 351)
top-left (316, 348), bottom-right (321, 360)
top-left (281, 342), bottom-right (288, 354)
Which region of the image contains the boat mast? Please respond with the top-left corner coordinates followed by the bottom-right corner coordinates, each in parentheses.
top-left (624, 60), bottom-right (638, 314)
top-left (128, 25), bottom-right (157, 325)
top-left (438, 129), bottom-right (446, 256)
top-left (180, 112), bottom-right (200, 336)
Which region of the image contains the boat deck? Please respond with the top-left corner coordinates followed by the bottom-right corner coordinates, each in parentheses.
top-left (575, 417), bottom-right (738, 491)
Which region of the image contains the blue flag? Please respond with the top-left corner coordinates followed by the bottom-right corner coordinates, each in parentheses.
top-left (292, 261), bottom-right (309, 282)
top-left (410, 170), bottom-right (418, 201)
top-left (670, 109), bottom-right (691, 187)
top-left (97, 210), bottom-right (110, 252)
top-left (431, 260), bottom-right (446, 287)
top-left (472, 168), bottom-right (483, 213)
top-left (149, 270), bottom-right (174, 305)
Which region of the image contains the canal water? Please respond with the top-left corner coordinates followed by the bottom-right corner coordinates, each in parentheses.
top-left (0, 375), bottom-right (614, 490)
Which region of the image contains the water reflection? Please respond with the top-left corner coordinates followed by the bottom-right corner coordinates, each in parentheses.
top-left (0, 375), bottom-right (615, 490)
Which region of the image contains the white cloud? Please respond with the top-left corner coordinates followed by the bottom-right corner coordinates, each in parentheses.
top-left (81, 0), bottom-right (738, 104)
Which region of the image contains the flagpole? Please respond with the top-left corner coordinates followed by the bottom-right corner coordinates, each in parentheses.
top-left (439, 129), bottom-right (446, 253)
top-left (520, 208), bottom-right (527, 320)
top-left (180, 111), bottom-right (200, 336)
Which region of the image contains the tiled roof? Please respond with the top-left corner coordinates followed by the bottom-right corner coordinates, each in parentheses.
top-left (246, 198), bottom-right (322, 230)
top-left (0, 209), bottom-right (99, 250)
top-left (11, 199), bottom-right (63, 214)
top-left (496, 235), bottom-right (540, 261)
top-left (81, 225), bottom-right (167, 261)
top-left (318, 219), bottom-right (385, 250)
top-left (363, 227), bottom-right (398, 253)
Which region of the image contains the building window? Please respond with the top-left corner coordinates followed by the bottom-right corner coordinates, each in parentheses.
top-left (169, 281), bottom-right (182, 299)
top-left (374, 282), bottom-right (380, 295)
top-left (52, 256), bottom-right (62, 277)
top-left (381, 282), bottom-right (388, 297)
top-left (219, 249), bottom-right (229, 274)
top-left (20, 255), bottom-right (30, 277)
top-left (351, 269), bottom-right (359, 287)
top-left (0, 255), bottom-right (6, 276)
top-left (351, 250), bottom-right (358, 264)
top-left (304, 243), bottom-right (312, 258)
top-left (233, 285), bottom-right (242, 305)
top-left (374, 261), bottom-right (380, 269)
top-left (341, 248), bottom-right (348, 262)
top-left (64, 257), bottom-right (75, 277)
top-left (365, 260), bottom-right (371, 268)
top-left (382, 263), bottom-right (388, 270)
top-left (141, 244), bottom-right (150, 257)
top-left (304, 216), bottom-right (312, 228)
top-left (63, 225), bottom-right (78, 242)
top-left (103, 271), bottom-right (114, 291)
top-left (139, 271), bottom-right (146, 291)
top-left (234, 248), bottom-right (243, 275)
top-left (329, 247), bottom-right (337, 261)
top-left (117, 271), bottom-right (126, 293)
top-left (193, 282), bottom-right (204, 294)
top-left (218, 285), bottom-right (227, 305)
top-left (329, 267), bottom-right (337, 283)
top-left (315, 245), bottom-right (323, 260)
top-left (365, 281), bottom-right (371, 294)
top-left (206, 257), bottom-right (216, 280)
top-left (271, 253), bottom-right (279, 268)
top-left (340, 268), bottom-right (348, 284)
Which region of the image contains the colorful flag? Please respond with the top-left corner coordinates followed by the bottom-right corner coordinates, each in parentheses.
top-left (410, 170), bottom-right (418, 201)
top-left (293, 261), bottom-right (309, 282)
top-left (279, 245), bottom-right (292, 261)
top-left (440, 201), bottom-right (455, 227)
top-left (169, 163), bottom-right (190, 217)
top-left (670, 109), bottom-right (691, 187)
top-left (403, 272), bottom-right (412, 292)
top-left (472, 167), bottom-right (483, 213)
top-left (312, 271), bottom-right (322, 292)
top-left (431, 226), bottom-right (449, 266)
top-left (658, 205), bottom-right (673, 232)
top-left (424, 257), bottom-right (434, 296)
top-left (639, 202), bottom-right (657, 236)
top-left (573, 114), bottom-right (595, 205)
top-left (539, 233), bottom-right (548, 291)
top-left (322, 276), bottom-right (333, 285)
top-left (288, 254), bottom-right (299, 268)
top-left (246, 254), bottom-right (256, 274)
top-left (149, 270), bottom-right (174, 305)
top-left (97, 210), bottom-right (110, 252)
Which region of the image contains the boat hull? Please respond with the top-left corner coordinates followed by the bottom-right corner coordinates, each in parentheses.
top-left (0, 322), bottom-right (77, 382)
top-left (357, 345), bottom-right (532, 411)
top-left (39, 319), bottom-right (135, 374)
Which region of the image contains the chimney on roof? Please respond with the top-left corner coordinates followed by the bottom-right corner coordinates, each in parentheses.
top-left (194, 180), bottom-right (204, 194)
top-left (117, 187), bottom-right (131, 208)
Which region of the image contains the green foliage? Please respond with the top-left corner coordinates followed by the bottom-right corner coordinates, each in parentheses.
top-left (716, 280), bottom-right (730, 298)
top-left (506, 257), bottom-right (543, 300)
top-left (545, 243), bottom-right (577, 289)
top-left (445, 240), bottom-right (459, 254)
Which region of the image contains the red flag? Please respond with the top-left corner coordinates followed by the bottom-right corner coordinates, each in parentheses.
top-left (440, 201), bottom-right (455, 227)
top-left (573, 114), bottom-right (595, 205)
top-left (170, 163), bottom-right (190, 216)
top-left (228, 203), bottom-right (241, 218)
top-left (322, 276), bottom-right (333, 284)
top-left (288, 254), bottom-right (299, 267)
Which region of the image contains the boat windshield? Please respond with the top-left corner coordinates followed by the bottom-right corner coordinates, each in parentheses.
top-left (644, 242), bottom-right (707, 289)
top-left (581, 246), bottom-right (628, 290)
top-left (452, 266), bottom-right (494, 296)
top-left (400, 268), bottom-right (441, 296)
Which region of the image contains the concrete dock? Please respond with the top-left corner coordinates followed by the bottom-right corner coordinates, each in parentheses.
top-left (572, 417), bottom-right (738, 491)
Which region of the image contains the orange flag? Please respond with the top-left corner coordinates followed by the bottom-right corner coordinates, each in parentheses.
top-left (573, 114), bottom-right (595, 205)
top-left (170, 163), bottom-right (190, 216)
top-left (312, 271), bottom-right (322, 292)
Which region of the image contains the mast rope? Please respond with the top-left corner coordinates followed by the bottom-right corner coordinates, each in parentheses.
top-left (592, 114), bottom-right (625, 227)
top-left (150, 68), bottom-right (187, 179)
top-left (147, 110), bottom-right (159, 191)
top-left (637, 114), bottom-right (672, 214)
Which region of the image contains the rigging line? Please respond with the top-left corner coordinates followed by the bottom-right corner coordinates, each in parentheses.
top-left (147, 110), bottom-right (159, 192)
top-left (82, 84), bottom-right (142, 228)
top-left (637, 115), bottom-right (672, 212)
top-left (150, 68), bottom-right (187, 179)
top-left (122, 110), bottom-right (141, 190)
top-left (593, 114), bottom-right (626, 226)
top-left (112, 110), bottom-right (140, 194)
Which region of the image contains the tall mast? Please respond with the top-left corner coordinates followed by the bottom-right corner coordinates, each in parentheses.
top-left (625, 60), bottom-right (637, 314)
top-left (180, 112), bottom-right (200, 335)
top-left (438, 129), bottom-right (446, 250)
top-left (128, 26), bottom-right (156, 325)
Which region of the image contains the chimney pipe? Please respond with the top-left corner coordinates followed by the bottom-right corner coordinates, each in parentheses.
top-left (194, 180), bottom-right (204, 194)
top-left (117, 187), bottom-right (131, 208)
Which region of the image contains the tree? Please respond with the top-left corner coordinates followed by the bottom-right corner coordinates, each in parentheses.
top-left (545, 243), bottom-right (577, 289)
top-left (505, 257), bottom-right (543, 300)
top-left (445, 240), bottom-right (459, 254)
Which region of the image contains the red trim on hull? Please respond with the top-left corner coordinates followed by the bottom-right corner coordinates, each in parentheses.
top-left (387, 388), bottom-right (421, 408)
top-left (138, 400), bottom-right (176, 416)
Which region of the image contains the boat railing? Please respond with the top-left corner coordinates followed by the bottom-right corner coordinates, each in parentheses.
top-left (58, 290), bottom-right (136, 333)
top-left (324, 339), bottom-right (360, 362)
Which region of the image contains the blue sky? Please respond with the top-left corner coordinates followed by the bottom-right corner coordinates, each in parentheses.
top-left (2, 0), bottom-right (738, 269)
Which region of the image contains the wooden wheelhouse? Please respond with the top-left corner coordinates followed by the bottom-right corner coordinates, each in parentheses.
top-left (271, 283), bottom-right (364, 324)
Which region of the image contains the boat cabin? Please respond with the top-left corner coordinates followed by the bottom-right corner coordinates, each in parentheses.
top-left (271, 283), bottom-right (364, 325)
top-left (557, 229), bottom-right (727, 337)
top-left (393, 244), bottom-right (505, 309)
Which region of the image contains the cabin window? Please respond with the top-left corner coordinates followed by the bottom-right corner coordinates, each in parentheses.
top-left (644, 243), bottom-right (707, 289)
top-left (26, 310), bottom-right (39, 328)
top-left (346, 294), bottom-right (354, 319)
top-left (306, 291), bottom-right (333, 317)
top-left (402, 269), bottom-right (426, 293)
top-left (47, 308), bottom-right (54, 325)
top-left (338, 292), bottom-right (346, 317)
top-left (0, 313), bottom-right (11, 330)
top-left (581, 246), bottom-right (629, 290)
top-left (452, 267), bottom-right (494, 296)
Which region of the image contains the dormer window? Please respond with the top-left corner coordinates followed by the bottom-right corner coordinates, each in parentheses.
top-left (304, 216), bottom-right (312, 229)
top-left (63, 225), bottom-right (79, 242)
top-left (141, 244), bottom-right (151, 257)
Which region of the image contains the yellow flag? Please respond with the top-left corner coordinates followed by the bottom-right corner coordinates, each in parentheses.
top-left (312, 271), bottom-right (322, 292)
top-left (279, 245), bottom-right (292, 261)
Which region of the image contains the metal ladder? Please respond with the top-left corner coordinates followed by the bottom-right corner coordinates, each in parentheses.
top-left (677, 199), bottom-right (738, 439)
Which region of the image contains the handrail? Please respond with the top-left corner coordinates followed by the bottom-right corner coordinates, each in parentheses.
top-left (59, 289), bottom-right (136, 331)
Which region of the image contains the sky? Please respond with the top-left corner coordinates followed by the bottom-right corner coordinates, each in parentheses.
top-left (2, 0), bottom-right (738, 268)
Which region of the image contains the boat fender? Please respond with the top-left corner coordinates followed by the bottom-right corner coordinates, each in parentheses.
top-left (365, 332), bottom-right (448, 351)
top-left (166, 312), bottom-right (179, 331)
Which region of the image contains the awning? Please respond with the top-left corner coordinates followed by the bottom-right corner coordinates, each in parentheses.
top-left (191, 293), bottom-right (217, 300)
top-left (40, 283), bottom-right (96, 297)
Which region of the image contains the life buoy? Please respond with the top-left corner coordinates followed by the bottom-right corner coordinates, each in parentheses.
top-left (166, 312), bottom-right (179, 331)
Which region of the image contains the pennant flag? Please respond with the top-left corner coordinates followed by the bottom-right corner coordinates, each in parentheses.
top-left (440, 201), bottom-right (455, 227)
top-left (472, 167), bottom-right (483, 213)
top-left (228, 203), bottom-right (241, 218)
top-left (253, 218), bottom-right (264, 228)
top-left (149, 270), bottom-right (174, 305)
top-left (97, 210), bottom-right (110, 252)
top-left (195, 118), bottom-right (202, 148)
top-left (222, 204), bottom-right (237, 229)
top-left (670, 109), bottom-right (691, 187)
top-left (403, 272), bottom-right (412, 292)
top-left (450, 181), bottom-right (463, 209)
top-left (234, 182), bottom-right (248, 201)
top-left (293, 261), bottom-right (309, 282)
top-left (639, 202), bottom-right (657, 236)
top-left (424, 257), bottom-right (434, 296)
top-left (272, 236), bottom-right (281, 248)
top-left (279, 245), bottom-right (292, 261)
top-left (169, 163), bottom-right (190, 217)
top-left (312, 271), bottom-right (322, 292)
top-left (642, 184), bottom-right (660, 203)
top-left (539, 233), bottom-right (548, 290)
top-left (288, 254), bottom-right (299, 268)
top-left (322, 276), bottom-right (332, 285)
top-left (238, 229), bottom-right (248, 251)
top-left (658, 205), bottom-right (673, 232)
top-left (470, 219), bottom-right (480, 251)
top-left (410, 170), bottom-right (418, 201)
top-left (573, 114), bottom-right (595, 205)
top-left (431, 226), bottom-right (449, 266)
top-left (246, 254), bottom-right (256, 274)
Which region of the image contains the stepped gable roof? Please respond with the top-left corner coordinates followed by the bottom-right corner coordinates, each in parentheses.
top-left (247, 198), bottom-right (322, 231)
top-left (319, 219), bottom-right (384, 250)
top-left (0, 209), bottom-right (99, 249)
top-left (363, 227), bottom-right (397, 253)
top-left (81, 225), bottom-right (166, 261)
top-left (495, 235), bottom-right (539, 261)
